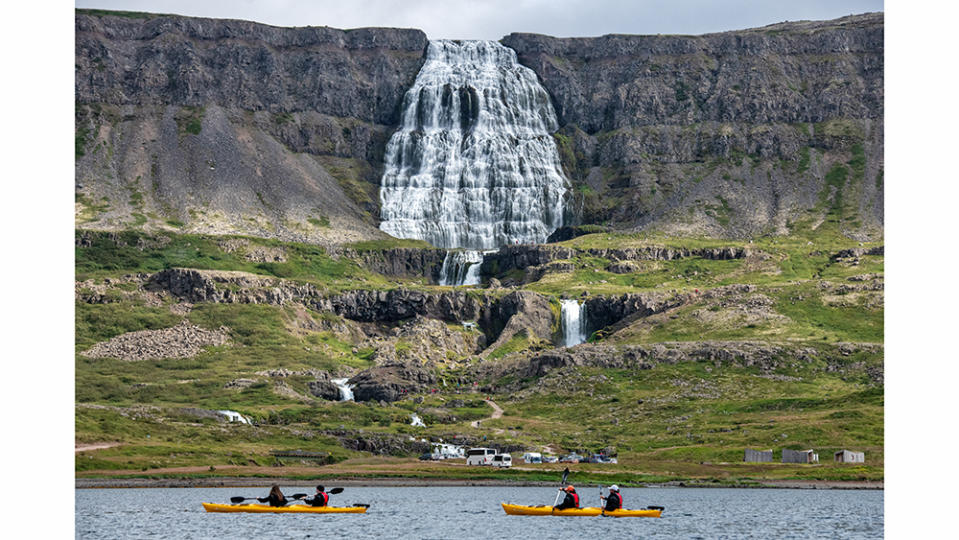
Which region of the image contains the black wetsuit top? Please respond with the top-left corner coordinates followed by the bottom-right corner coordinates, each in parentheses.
top-left (257, 493), bottom-right (287, 507)
top-left (306, 492), bottom-right (329, 507)
top-left (604, 491), bottom-right (623, 511)
top-left (555, 492), bottom-right (579, 510)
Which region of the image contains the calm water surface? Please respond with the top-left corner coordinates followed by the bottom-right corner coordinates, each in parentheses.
top-left (76, 486), bottom-right (882, 539)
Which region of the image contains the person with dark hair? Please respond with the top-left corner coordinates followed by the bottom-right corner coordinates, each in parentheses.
top-left (553, 485), bottom-right (579, 510)
top-left (305, 485), bottom-right (329, 507)
top-left (602, 485), bottom-right (623, 511)
top-left (257, 485), bottom-right (288, 507)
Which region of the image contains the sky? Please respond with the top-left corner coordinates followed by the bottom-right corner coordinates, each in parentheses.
top-left (74, 0), bottom-right (884, 40)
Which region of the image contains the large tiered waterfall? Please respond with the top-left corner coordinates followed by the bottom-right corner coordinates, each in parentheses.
top-left (561, 299), bottom-right (588, 347)
top-left (379, 40), bottom-right (568, 285)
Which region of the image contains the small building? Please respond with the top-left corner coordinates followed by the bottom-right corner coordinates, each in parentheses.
top-left (782, 449), bottom-right (819, 464)
top-left (744, 448), bottom-right (773, 462)
top-left (834, 450), bottom-right (865, 463)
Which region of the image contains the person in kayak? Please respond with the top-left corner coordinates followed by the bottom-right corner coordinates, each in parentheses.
top-left (601, 485), bottom-right (623, 511)
top-left (554, 485), bottom-right (579, 510)
top-left (304, 485), bottom-right (329, 507)
top-left (257, 485), bottom-right (288, 507)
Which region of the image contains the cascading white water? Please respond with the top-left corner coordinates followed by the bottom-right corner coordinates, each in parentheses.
top-left (379, 40), bottom-right (568, 285)
top-left (410, 414), bottom-right (427, 427)
top-left (331, 378), bottom-right (354, 402)
top-left (561, 299), bottom-right (588, 347)
top-left (217, 410), bottom-right (250, 424)
top-left (438, 250), bottom-right (484, 286)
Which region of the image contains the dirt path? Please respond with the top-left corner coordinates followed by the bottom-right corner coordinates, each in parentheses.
top-left (470, 398), bottom-right (504, 430)
top-left (75, 442), bottom-right (121, 453)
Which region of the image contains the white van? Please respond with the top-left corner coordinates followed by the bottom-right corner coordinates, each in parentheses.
top-left (465, 447), bottom-right (497, 466)
top-left (491, 454), bottom-right (512, 468)
top-left (522, 452), bottom-right (542, 464)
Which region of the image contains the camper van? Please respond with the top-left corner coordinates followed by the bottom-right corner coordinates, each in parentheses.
top-left (491, 453), bottom-right (512, 468)
top-left (522, 452), bottom-right (542, 464)
top-left (465, 447), bottom-right (497, 466)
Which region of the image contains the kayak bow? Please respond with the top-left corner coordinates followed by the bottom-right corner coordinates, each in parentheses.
top-left (202, 502), bottom-right (367, 514)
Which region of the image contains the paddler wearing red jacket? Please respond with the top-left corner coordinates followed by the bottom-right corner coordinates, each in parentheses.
top-left (602, 485), bottom-right (623, 511)
top-left (554, 485), bottom-right (579, 510)
top-left (305, 485), bottom-right (329, 507)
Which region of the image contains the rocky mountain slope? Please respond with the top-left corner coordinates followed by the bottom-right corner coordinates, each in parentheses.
top-left (76, 10), bottom-right (427, 244)
top-left (503, 13), bottom-right (883, 239)
top-left (76, 10), bottom-right (883, 243)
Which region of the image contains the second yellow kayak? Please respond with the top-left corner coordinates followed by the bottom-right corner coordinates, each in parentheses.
top-left (501, 503), bottom-right (662, 518)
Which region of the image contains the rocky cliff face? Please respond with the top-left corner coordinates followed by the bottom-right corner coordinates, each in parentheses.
top-left (76, 10), bottom-right (427, 243)
top-left (76, 10), bottom-right (883, 243)
top-left (502, 13), bottom-right (883, 239)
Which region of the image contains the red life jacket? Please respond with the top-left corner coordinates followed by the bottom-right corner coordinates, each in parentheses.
top-left (610, 491), bottom-right (622, 509)
top-left (571, 492), bottom-right (579, 507)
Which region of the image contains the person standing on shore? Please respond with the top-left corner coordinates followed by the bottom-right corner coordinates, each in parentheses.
top-left (257, 485), bottom-right (288, 507)
top-left (305, 485), bottom-right (329, 507)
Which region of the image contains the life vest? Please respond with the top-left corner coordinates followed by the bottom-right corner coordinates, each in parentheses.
top-left (609, 491), bottom-right (622, 509)
top-left (311, 492), bottom-right (329, 506)
top-left (571, 492), bottom-right (579, 507)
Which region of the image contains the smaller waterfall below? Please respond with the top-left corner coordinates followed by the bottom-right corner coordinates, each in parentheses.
top-left (332, 378), bottom-right (354, 402)
top-left (217, 410), bottom-right (250, 424)
top-left (560, 299), bottom-right (588, 347)
top-left (439, 250), bottom-right (484, 286)
top-left (410, 414), bottom-right (427, 427)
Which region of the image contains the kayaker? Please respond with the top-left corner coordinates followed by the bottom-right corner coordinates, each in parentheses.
top-left (601, 485), bottom-right (623, 511)
top-left (257, 485), bottom-right (288, 507)
top-left (554, 485), bottom-right (579, 510)
top-left (305, 485), bottom-right (329, 507)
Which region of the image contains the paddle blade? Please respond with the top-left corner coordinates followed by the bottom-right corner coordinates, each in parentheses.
top-left (561, 467), bottom-right (569, 484)
top-left (290, 494), bottom-right (308, 500)
top-left (329, 487), bottom-right (344, 494)
top-left (351, 503), bottom-right (370, 508)
top-left (230, 496), bottom-right (248, 503)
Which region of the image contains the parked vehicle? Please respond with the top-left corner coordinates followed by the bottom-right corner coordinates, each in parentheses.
top-left (491, 453), bottom-right (512, 468)
top-left (466, 447), bottom-right (497, 466)
top-left (522, 452), bottom-right (542, 464)
top-left (542, 455), bottom-right (559, 463)
top-left (560, 453), bottom-right (585, 463)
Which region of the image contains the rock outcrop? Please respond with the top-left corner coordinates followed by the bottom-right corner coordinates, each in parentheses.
top-left (349, 361), bottom-right (437, 402)
top-left (81, 320), bottom-right (230, 360)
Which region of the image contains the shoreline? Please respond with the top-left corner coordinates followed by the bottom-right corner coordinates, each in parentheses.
top-left (75, 477), bottom-right (883, 490)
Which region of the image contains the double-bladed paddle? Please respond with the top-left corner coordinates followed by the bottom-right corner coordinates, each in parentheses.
top-left (230, 487), bottom-right (344, 505)
top-left (552, 467), bottom-right (571, 507)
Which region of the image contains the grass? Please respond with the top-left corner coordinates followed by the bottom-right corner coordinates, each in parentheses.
top-left (75, 226), bottom-right (883, 484)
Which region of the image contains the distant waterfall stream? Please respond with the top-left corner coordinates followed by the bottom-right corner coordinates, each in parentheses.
top-left (332, 378), bottom-right (354, 402)
top-left (379, 40), bottom-right (568, 285)
top-left (561, 299), bottom-right (588, 347)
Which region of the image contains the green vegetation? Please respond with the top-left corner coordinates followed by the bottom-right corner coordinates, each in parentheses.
top-left (76, 225), bottom-right (882, 485)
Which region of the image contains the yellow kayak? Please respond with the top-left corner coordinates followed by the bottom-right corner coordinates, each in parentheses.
top-left (501, 503), bottom-right (662, 518)
top-left (202, 502), bottom-right (367, 514)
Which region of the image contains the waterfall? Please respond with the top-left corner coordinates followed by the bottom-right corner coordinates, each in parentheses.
top-left (438, 250), bottom-right (485, 286)
top-left (379, 40), bottom-right (568, 284)
top-left (410, 414), bottom-right (427, 427)
top-left (217, 410), bottom-right (250, 424)
top-left (332, 378), bottom-right (354, 402)
top-left (561, 299), bottom-right (588, 347)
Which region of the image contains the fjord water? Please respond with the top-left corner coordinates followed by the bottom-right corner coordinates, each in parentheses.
top-left (76, 486), bottom-right (882, 539)
top-left (378, 40), bottom-right (568, 285)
